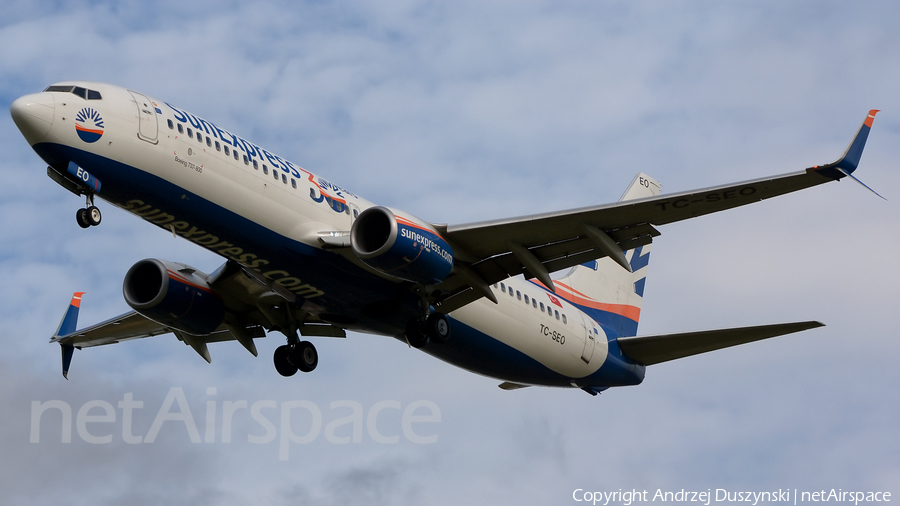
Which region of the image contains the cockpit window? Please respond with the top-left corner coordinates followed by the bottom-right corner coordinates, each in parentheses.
top-left (44, 85), bottom-right (73, 93)
top-left (43, 85), bottom-right (102, 100)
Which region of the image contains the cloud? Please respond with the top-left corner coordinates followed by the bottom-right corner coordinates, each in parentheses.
top-left (1, 0), bottom-right (899, 504)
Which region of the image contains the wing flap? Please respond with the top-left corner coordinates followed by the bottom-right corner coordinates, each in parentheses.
top-left (52, 310), bottom-right (173, 348)
top-left (617, 321), bottom-right (824, 366)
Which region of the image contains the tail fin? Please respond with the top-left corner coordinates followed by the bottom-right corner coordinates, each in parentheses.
top-left (554, 174), bottom-right (660, 338)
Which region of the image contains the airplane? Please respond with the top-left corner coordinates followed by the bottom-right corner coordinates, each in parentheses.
top-left (10, 81), bottom-right (880, 395)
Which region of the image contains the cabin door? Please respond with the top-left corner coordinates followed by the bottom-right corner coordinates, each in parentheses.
top-left (129, 91), bottom-right (158, 144)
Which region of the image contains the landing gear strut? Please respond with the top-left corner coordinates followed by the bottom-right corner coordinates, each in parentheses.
top-left (76, 194), bottom-right (101, 228)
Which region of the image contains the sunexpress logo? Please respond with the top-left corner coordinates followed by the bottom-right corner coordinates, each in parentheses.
top-left (165, 103), bottom-right (302, 180)
top-left (165, 103), bottom-right (359, 209)
top-left (75, 107), bottom-right (104, 143)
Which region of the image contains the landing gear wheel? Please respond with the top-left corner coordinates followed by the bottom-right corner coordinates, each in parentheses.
top-left (76, 208), bottom-right (91, 229)
top-left (405, 320), bottom-right (429, 348)
top-left (87, 206), bottom-right (101, 226)
top-left (274, 345), bottom-right (298, 377)
top-left (289, 341), bottom-right (318, 373)
top-left (426, 313), bottom-right (450, 344)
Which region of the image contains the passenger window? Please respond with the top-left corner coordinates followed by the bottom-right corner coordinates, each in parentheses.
top-left (233, 150), bottom-right (239, 160)
top-left (291, 179), bottom-right (297, 189)
top-left (263, 165), bottom-right (268, 175)
top-left (555, 310), bottom-right (560, 320)
top-left (215, 141), bottom-right (220, 152)
top-left (524, 294), bottom-right (529, 304)
top-left (197, 134), bottom-right (203, 143)
top-left (500, 283), bottom-right (505, 292)
top-left (224, 145), bottom-right (230, 155)
top-left (243, 155), bottom-right (249, 165)
top-left (253, 160), bottom-right (259, 170)
top-left (532, 299), bottom-right (537, 308)
top-left (508, 287), bottom-right (513, 296)
top-left (539, 302), bottom-right (545, 311)
top-left (516, 290), bottom-right (521, 300)
top-left (167, 119), bottom-right (174, 130)
top-left (562, 314), bottom-right (567, 324)
top-left (273, 170), bottom-right (278, 180)
top-left (206, 137), bottom-right (211, 147)
top-left (282, 174), bottom-right (287, 184)
top-left (188, 128), bottom-right (193, 138)
top-left (177, 124), bottom-right (183, 134)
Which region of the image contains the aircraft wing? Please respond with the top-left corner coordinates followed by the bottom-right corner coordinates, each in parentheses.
top-left (431, 110), bottom-right (879, 313)
top-left (52, 259), bottom-right (344, 378)
top-left (616, 321), bottom-right (824, 365)
top-left (51, 309), bottom-right (268, 350)
top-left (52, 309), bottom-right (182, 348)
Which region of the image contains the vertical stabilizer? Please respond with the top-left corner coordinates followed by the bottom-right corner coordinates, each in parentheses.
top-left (619, 173), bottom-right (662, 201)
top-left (554, 174), bottom-right (660, 337)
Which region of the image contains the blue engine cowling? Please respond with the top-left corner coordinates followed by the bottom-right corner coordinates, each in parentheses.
top-left (123, 258), bottom-right (225, 335)
top-left (350, 206), bottom-right (454, 285)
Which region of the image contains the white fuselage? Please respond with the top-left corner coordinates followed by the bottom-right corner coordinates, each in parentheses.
top-left (13, 81), bottom-right (644, 389)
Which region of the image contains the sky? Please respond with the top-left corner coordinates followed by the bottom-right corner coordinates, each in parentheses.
top-left (1, 1), bottom-right (899, 504)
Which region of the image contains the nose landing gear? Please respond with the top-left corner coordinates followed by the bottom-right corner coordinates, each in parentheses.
top-left (76, 194), bottom-right (101, 228)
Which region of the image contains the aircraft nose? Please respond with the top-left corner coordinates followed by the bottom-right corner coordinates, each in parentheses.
top-left (10, 92), bottom-right (55, 144)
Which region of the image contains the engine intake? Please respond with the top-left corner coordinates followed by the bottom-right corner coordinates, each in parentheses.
top-left (123, 258), bottom-right (225, 335)
top-left (350, 206), bottom-right (454, 285)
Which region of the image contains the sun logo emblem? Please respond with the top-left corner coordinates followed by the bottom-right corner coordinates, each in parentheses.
top-left (75, 107), bottom-right (104, 143)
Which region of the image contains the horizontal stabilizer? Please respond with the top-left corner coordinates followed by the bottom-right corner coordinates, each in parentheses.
top-left (617, 321), bottom-right (824, 366)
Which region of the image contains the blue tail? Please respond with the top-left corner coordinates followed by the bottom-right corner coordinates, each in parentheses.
top-left (554, 174), bottom-right (661, 338)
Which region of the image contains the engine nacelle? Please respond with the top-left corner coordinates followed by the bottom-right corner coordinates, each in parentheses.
top-left (350, 206), bottom-right (454, 285)
top-left (123, 258), bottom-right (225, 335)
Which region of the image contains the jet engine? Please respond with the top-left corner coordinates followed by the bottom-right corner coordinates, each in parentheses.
top-left (123, 258), bottom-right (225, 335)
top-left (350, 206), bottom-right (454, 285)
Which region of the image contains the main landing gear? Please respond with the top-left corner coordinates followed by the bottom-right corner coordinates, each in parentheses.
top-left (273, 341), bottom-right (318, 377)
top-left (271, 305), bottom-right (320, 377)
top-left (76, 194), bottom-right (101, 228)
top-left (405, 313), bottom-right (451, 349)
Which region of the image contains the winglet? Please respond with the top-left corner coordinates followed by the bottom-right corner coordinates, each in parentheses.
top-left (54, 292), bottom-right (85, 379)
top-left (54, 292), bottom-right (85, 338)
top-left (61, 344), bottom-right (74, 380)
top-left (814, 109), bottom-right (879, 179)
